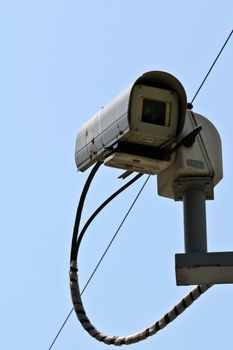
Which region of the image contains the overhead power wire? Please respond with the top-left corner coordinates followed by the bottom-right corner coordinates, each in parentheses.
top-left (191, 29), bottom-right (233, 104)
top-left (48, 308), bottom-right (74, 350)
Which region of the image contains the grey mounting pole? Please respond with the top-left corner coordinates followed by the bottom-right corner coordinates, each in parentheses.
top-left (183, 187), bottom-right (207, 253)
top-left (174, 177), bottom-right (214, 254)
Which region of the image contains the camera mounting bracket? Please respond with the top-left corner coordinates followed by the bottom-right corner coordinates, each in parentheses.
top-left (175, 177), bottom-right (233, 285)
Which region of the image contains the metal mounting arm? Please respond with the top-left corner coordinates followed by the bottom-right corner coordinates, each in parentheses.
top-left (175, 177), bottom-right (233, 285)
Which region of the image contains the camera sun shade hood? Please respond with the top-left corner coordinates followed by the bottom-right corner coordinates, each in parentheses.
top-left (75, 71), bottom-right (187, 172)
top-left (131, 71), bottom-right (187, 136)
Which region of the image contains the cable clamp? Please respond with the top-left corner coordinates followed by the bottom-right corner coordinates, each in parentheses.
top-left (70, 260), bottom-right (78, 272)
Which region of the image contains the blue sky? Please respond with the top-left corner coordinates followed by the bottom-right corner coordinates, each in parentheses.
top-left (1, 1), bottom-right (233, 349)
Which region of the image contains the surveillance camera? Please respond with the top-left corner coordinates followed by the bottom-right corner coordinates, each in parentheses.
top-left (75, 71), bottom-right (187, 174)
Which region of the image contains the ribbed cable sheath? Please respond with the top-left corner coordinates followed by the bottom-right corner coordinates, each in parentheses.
top-left (70, 260), bottom-right (211, 346)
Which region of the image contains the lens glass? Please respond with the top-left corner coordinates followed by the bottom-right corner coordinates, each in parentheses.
top-left (142, 99), bottom-right (167, 126)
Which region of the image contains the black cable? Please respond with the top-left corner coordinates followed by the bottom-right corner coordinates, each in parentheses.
top-left (191, 29), bottom-right (233, 104)
top-left (161, 125), bottom-right (202, 158)
top-left (74, 172), bottom-right (143, 260)
top-left (69, 175), bottom-right (212, 345)
top-left (79, 174), bottom-right (150, 295)
top-left (70, 161), bottom-right (102, 262)
top-left (50, 122), bottom-right (210, 348)
top-left (48, 169), bottom-right (147, 349)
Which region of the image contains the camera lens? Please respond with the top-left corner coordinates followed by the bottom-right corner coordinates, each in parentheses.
top-left (142, 99), bottom-right (166, 126)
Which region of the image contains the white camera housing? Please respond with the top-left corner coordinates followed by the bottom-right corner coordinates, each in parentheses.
top-left (157, 110), bottom-right (223, 199)
top-left (75, 71), bottom-right (187, 174)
